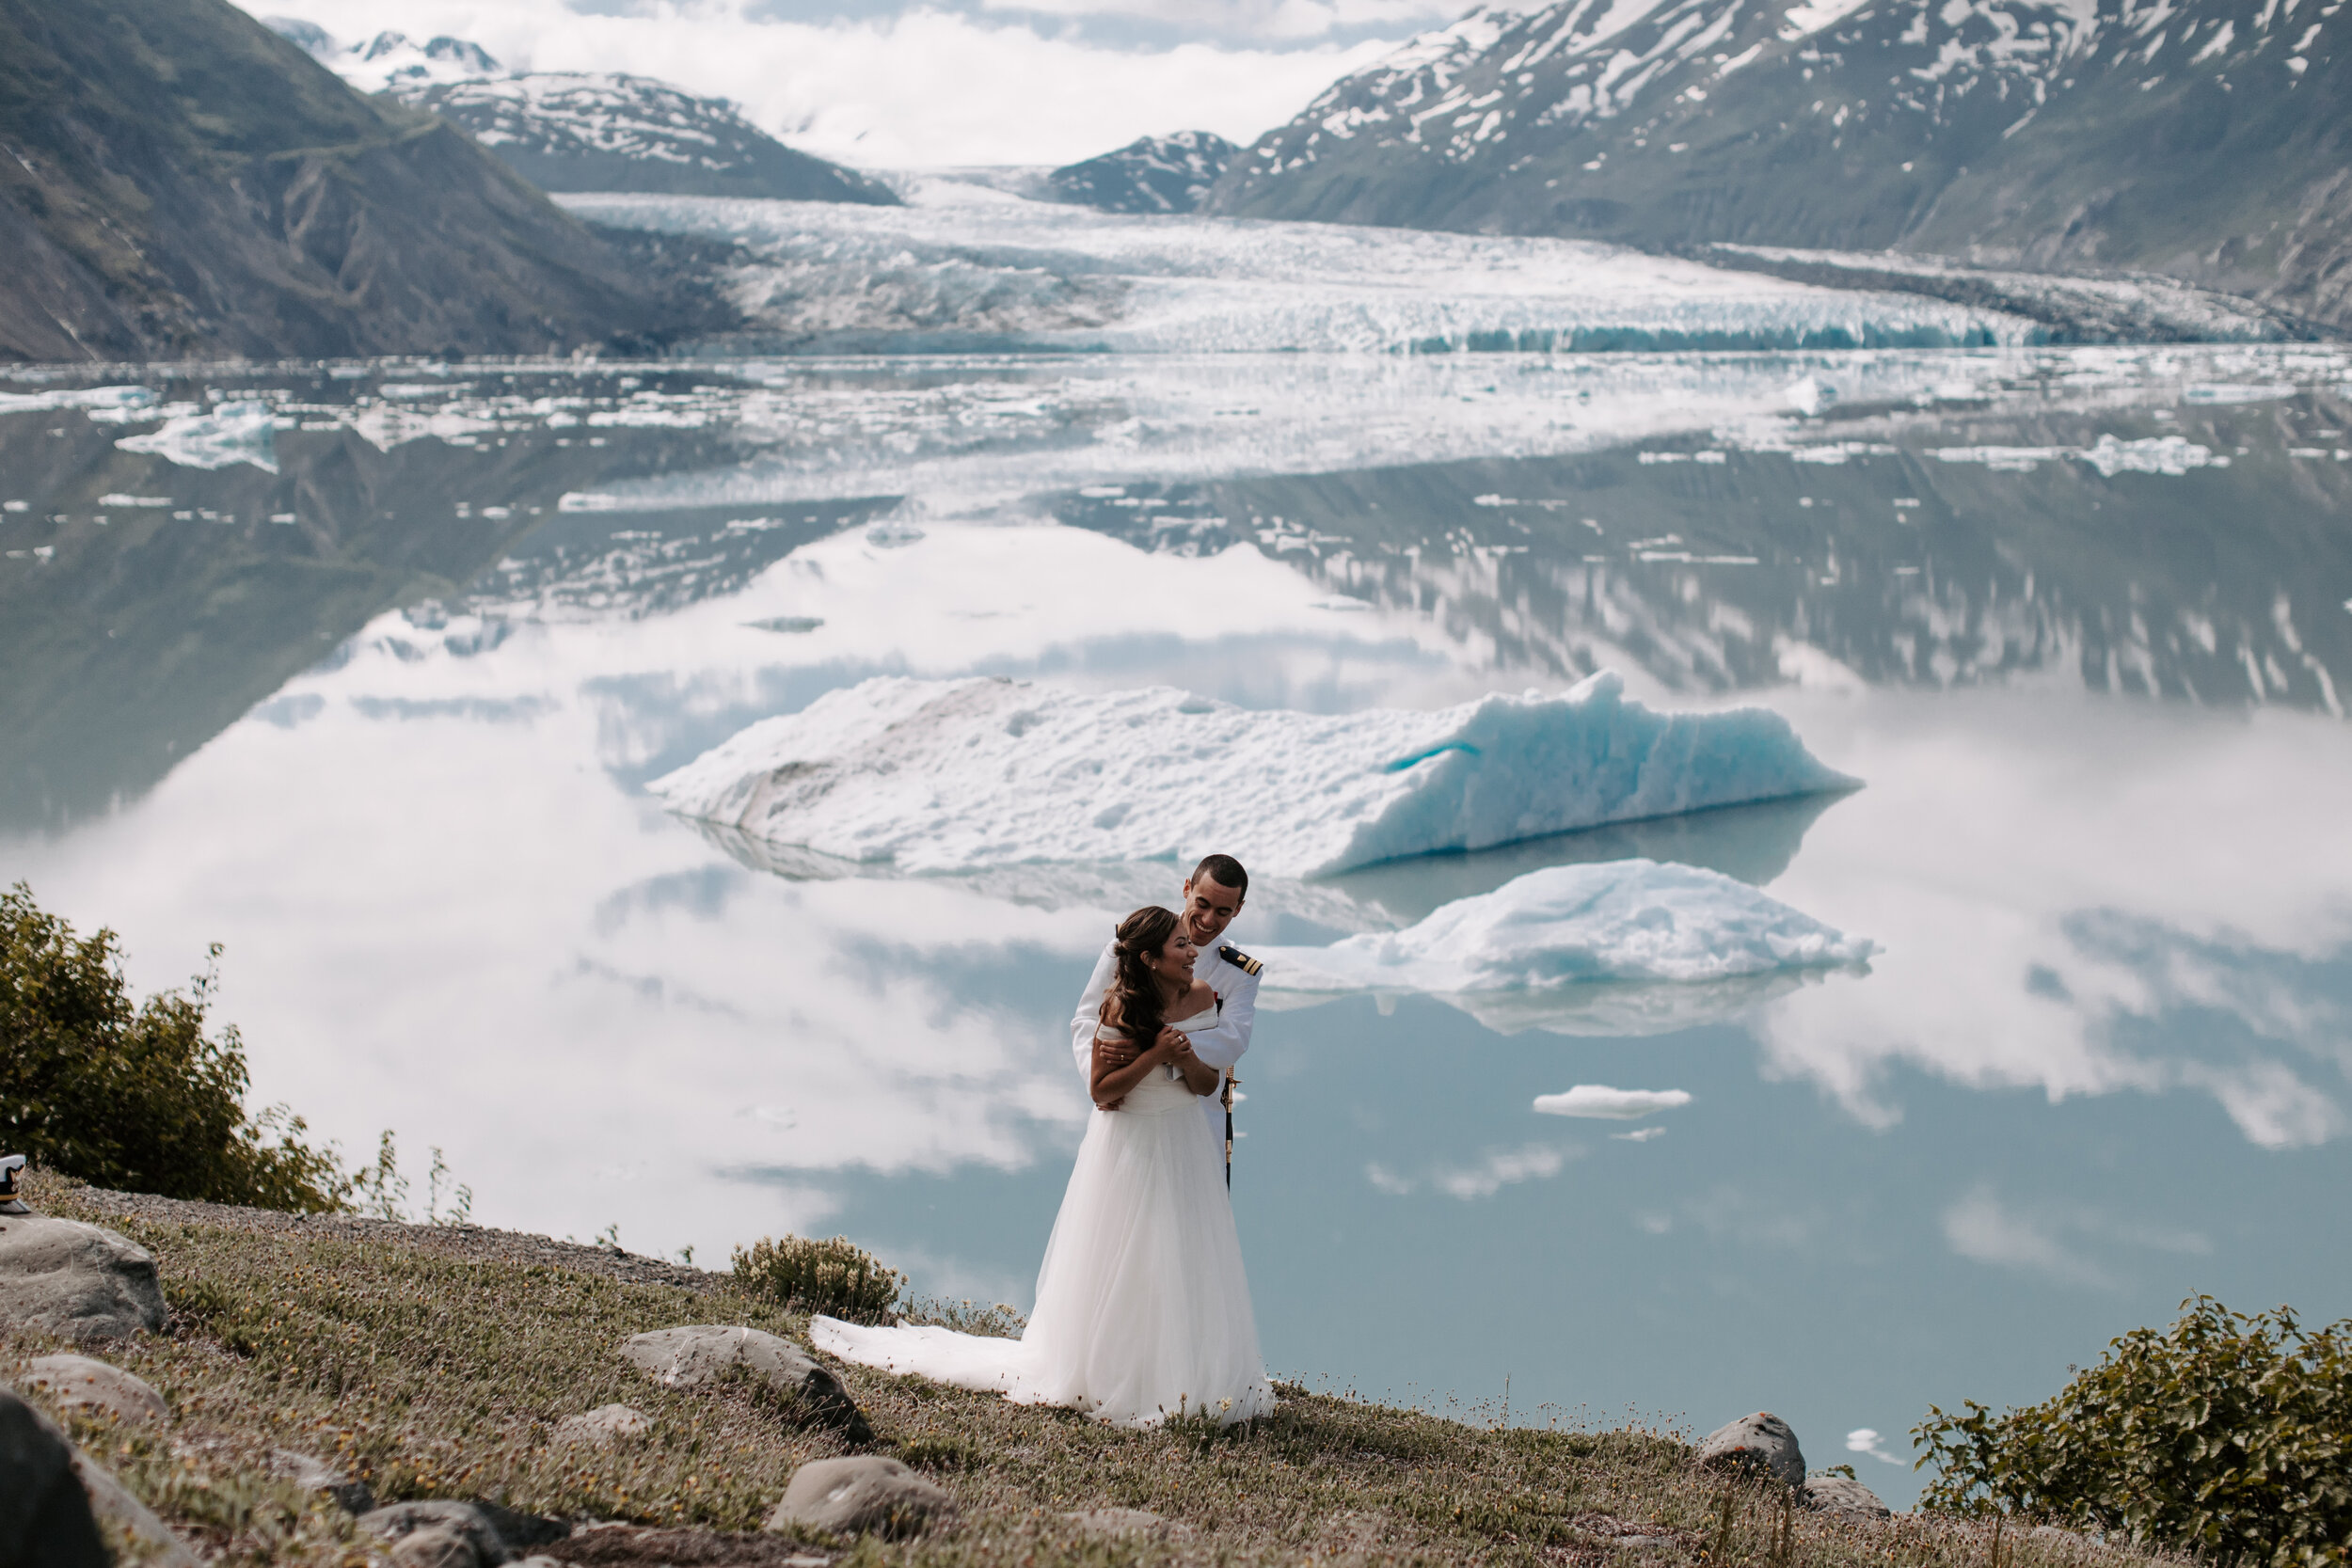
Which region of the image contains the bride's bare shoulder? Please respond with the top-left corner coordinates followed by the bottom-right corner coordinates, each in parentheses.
top-left (1172, 978), bottom-right (1218, 1021)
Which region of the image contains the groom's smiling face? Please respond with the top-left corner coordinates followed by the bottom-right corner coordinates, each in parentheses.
top-left (1180, 873), bottom-right (1245, 948)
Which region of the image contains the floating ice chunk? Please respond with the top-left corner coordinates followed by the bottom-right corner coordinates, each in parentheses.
top-left (1257, 860), bottom-right (1876, 992)
top-left (2080, 434), bottom-right (2225, 477)
top-left (115, 400), bottom-right (278, 472)
top-left (649, 673), bottom-right (1856, 879)
top-left (1534, 1085), bottom-right (1693, 1118)
top-left (1786, 375), bottom-right (1837, 416)
top-left (0, 385), bottom-right (155, 419)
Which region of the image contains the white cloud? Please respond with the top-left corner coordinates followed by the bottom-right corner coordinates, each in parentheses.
top-left (1845, 1428), bottom-right (1903, 1465)
top-left (241, 0), bottom-right (1401, 165)
top-left (978, 0), bottom-right (1458, 43)
top-left (1612, 1125), bottom-right (1666, 1142)
top-left (1534, 1085), bottom-right (1693, 1119)
top-left (1939, 1187), bottom-right (2213, 1290)
top-left (1366, 1143), bottom-right (1579, 1199)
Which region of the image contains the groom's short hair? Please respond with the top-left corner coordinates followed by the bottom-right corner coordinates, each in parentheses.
top-left (1189, 853), bottom-right (1248, 899)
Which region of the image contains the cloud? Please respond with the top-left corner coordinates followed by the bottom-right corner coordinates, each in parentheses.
top-left (1534, 1085), bottom-right (1693, 1119)
top-left (1939, 1187), bottom-right (2212, 1290)
top-left (1366, 1143), bottom-right (1579, 1200)
top-left (977, 0), bottom-right (1457, 44)
top-left (1845, 1428), bottom-right (1903, 1465)
top-left (1612, 1125), bottom-right (1666, 1142)
top-left (240, 0), bottom-right (1402, 165)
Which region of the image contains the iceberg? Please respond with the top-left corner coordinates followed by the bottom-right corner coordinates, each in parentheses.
top-left (1257, 860), bottom-right (1876, 993)
top-left (114, 400), bottom-right (278, 472)
top-left (648, 673), bottom-right (1857, 879)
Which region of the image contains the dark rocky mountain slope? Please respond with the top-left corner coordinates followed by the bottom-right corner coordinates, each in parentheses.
top-left (0, 0), bottom-right (697, 362)
top-left (1209, 0), bottom-right (2350, 327)
top-left (1048, 131), bottom-right (1237, 214)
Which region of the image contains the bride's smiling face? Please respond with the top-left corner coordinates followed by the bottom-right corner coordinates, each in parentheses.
top-left (1145, 927), bottom-right (1199, 987)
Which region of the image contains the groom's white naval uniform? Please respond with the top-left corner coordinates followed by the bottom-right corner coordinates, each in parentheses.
top-left (1070, 938), bottom-right (1262, 1164)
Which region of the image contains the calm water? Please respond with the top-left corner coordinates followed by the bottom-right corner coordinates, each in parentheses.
top-left (6, 345), bottom-right (2350, 1503)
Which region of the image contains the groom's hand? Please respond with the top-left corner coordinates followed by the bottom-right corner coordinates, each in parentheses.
top-left (1099, 1038), bottom-right (1141, 1072)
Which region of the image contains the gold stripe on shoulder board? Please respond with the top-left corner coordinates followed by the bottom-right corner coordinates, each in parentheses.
top-left (1217, 943), bottom-right (1263, 976)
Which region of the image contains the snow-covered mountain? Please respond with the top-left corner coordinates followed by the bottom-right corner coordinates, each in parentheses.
top-left (1047, 132), bottom-right (1238, 214)
top-left (1208, 0), bottom-right (2351, 327)
top-left (266, 24), bottom-right (896, 205)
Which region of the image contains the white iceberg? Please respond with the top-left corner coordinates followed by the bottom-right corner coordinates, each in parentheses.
top-left (115, 400), bottom-right (278, 472)
top-left (648, 673), bottom-right (1857, 879)
top-left (1257, 860), bottom-right (1876, 992)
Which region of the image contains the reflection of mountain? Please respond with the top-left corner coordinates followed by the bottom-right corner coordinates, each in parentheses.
top-left (1055, 397), bottom-right (2352, 714)
top-left (0, 369), bottom-right (853, 833)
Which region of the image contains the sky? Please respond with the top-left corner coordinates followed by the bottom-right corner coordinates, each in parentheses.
top-left (235, 0), bottom-right (1464, 167)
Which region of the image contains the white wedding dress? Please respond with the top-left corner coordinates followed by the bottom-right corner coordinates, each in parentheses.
top-left (813, 1008), bottom-right (1275, 1427)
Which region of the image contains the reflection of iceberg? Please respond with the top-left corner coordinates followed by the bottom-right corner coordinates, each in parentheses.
top-left (1260, 860), bottom-right (1874, 997)
top-left (115, 400), bottom-right (278, 472)
top-left (649, 672), bottom-right (1856, 879)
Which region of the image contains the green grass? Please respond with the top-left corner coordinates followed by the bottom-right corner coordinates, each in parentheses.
top-left (6, 1177), bottom-right (2187, 1567)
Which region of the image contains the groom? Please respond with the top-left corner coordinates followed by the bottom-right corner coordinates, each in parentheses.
top-left (1069, 853), bottom-right (1262, 1169)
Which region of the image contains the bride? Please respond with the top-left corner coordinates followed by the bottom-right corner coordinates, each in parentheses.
top-left (813, 904), bottom-right (1274, 1427)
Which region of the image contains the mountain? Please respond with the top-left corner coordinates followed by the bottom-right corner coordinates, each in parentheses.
top-left (275, 24), bottom-right (897, 205)
top-left (1208, 0), bottom-right (2352, 328)
top-left (0, 0), bottom-right (693, 362)
top-left (1048, 132), bottom-right (1238, 214)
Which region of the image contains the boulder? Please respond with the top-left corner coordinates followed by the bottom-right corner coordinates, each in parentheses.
top-left (0, 1387), bottom-right (109, 1568)
top-left (390, 1526), bottom-right (485, 1568)
top-left (0, 1216), bottom-right (167, 1343)
top-left (1696, 1412), bottom-right (1805, 1488)
top-left (622, 1325), bottom-right (871, 1440)
top-left (765, 1455), bottom-right (953, 1538)
top-left (265, 1448), bottom-right (376, 1514)
top-left (552, 1403), bottom-right (651, 1448)
top-left (24, 1354), bottom-right (169, 1424)
top-left (1803, 1474), bottom-right (1891, 1519)
top-left (357, 1499), bottom-right (572, 1565)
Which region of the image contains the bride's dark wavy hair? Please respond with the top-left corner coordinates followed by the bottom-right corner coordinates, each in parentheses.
top-left (1100, 905), bottom-right (1183, 1047)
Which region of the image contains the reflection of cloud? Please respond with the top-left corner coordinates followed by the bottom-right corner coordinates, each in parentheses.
top-left (1846, 1428), bottom-right (1903, 1465)
top-left (1365, 1143), bottom-right (1580, 1200)
top-left (1755, 697), bottom-right (2352, 1149)
top-left (1534, 1085), bottom-right (1692, 1119)
top-left (1940, 1187), bottom-right (2211, 1290)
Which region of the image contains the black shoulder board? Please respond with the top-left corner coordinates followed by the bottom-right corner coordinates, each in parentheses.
top-left (1218, 944), bottom-right (1263, 977)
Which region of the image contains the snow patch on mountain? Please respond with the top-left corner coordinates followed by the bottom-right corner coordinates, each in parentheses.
top-left (647, 672), bottom-right (1856, 879)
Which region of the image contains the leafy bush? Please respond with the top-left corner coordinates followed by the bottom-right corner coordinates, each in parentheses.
top-left (0, 883), bottom-right (347, 1212)
top-left (1915, 1296), bottom-right (2351, 1567)
top-left (731, 1233), bottom-right (904, 1322)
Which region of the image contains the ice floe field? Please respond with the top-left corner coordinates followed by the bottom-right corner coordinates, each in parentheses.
top-left (5, 255), bottom-right (2351, 1504)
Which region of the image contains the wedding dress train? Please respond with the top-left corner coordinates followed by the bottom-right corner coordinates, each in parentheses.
top-left (814, 1010), bottom-right (1274, 1427)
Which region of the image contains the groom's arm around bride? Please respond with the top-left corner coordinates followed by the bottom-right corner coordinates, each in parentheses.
top-left (1069, 854), bottom-right (1261, 1115)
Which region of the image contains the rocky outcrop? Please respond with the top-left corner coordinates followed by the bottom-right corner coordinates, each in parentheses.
top-left (0, 1216), bottom-right (167, 1343)
top-left (266, 1449), bottom-right (376, 1514)
top-left (358, 1499), bottom-right (569, 1566)
top-left (622, 1325), bottom-right (871, 1440)
top-left (0, 1388), bottom-right (108, 1568)
top-left (766, 1455), bottom-right (953, 1537)
top-left (1696, 1412), bottom-right (1806, 1488)
top-left (0, 0), bottom-right (709, 362)
top-left (1048, 132), bottom-right (1236, 214)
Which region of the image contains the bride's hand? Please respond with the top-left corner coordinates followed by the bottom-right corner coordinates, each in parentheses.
top-left (1153, 1025), bottom-right (1189, 1061)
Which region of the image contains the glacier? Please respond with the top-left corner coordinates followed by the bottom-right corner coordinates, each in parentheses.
top-left (647, 671), bottom-right (1856, 879)
top-left (1256, 860), bottom-right (1876, 992)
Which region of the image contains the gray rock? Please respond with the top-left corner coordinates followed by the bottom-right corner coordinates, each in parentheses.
top-left (391, 1526), bottom-right (485, 1568)
top-left (24, 1354), bottom-right (169, 1424)
top-left (358, 1501), bottom-right (513, 1564)
top-left (1803, 1474), bottom-right (1891, 1519)
top-left (265, 1448), bottom-right (376, 1514)
top-left (623, 1325), bottom-right (871, 1440)
top-left (766, 1455), bottom-right (953, 1538)
top-left (0, 1387), bottom-right (108, 1568)
top-left (0, 1216), bottom-right (167, 1344)
top-left (71, 1448), bottom-right (200, 1567)
top-left (1696, 1412), bottom-right (1806, 1488)
top-left (1064, 1507), bottom-right (1185, 1539)
top-left (552, 1402), bottom-right (651, 1448)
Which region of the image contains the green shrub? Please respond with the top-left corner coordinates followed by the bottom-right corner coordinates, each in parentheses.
top-left (0, 883), bottom-right (347, 1212)
top-left (731, 1233), bottom-right (904, 1322)
top-left (1915, 1296), bottom-right (2352, 1567)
